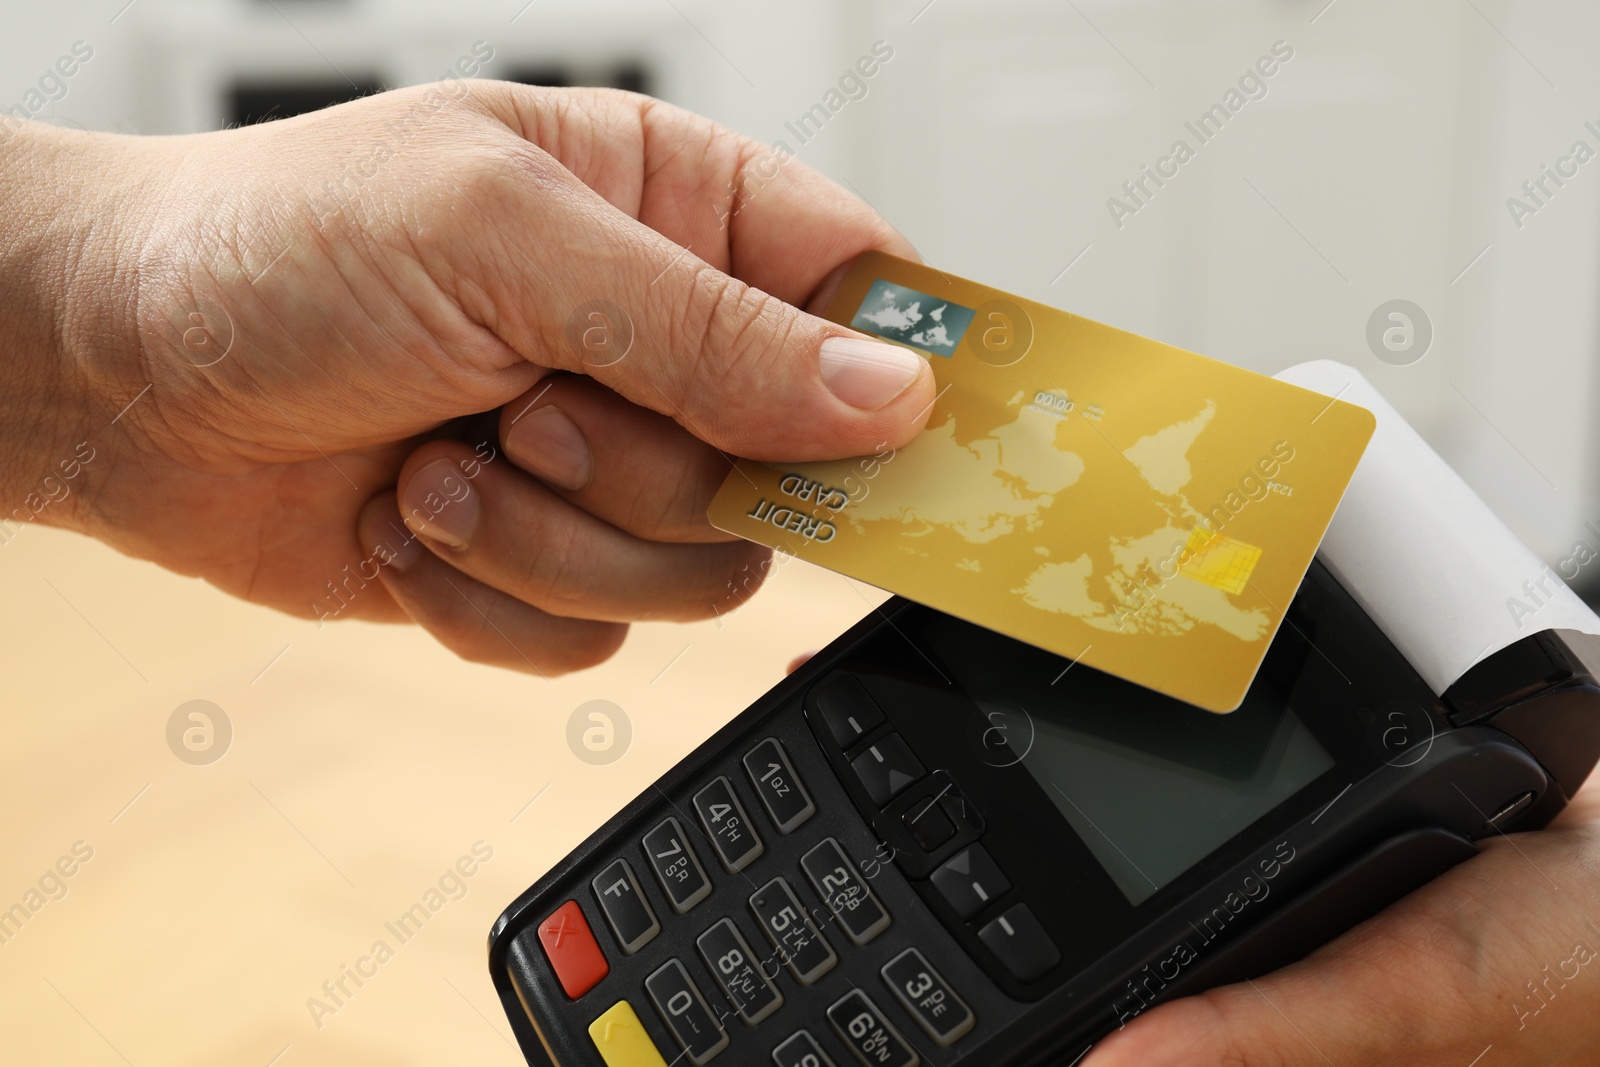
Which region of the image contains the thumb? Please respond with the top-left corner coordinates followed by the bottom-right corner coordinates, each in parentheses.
top-left (1083, 980), bottom-right (1349, 1067)
top-left (546, 219), bottom-right (936, 460)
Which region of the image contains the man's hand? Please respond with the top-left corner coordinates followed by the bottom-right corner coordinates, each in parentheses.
top-left (1084, 769), bottom-right (1600, 1067)
top-left (0, 82), bottom-right (933, 673)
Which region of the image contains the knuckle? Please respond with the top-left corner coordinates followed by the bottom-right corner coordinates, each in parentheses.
top-left (1192, 988), bottom-right (1291, 1067)
top-left (406, 140), bottom-right (566, 280)
top-left (648, 546), bottom-right (770, 623)
top-left (588, 84), bottom-right (652, 114)
top-left (436, 602), bottom-right (515, 669)
top-left (669, 264), bottom-right (735, 383)
top-left (539, 623), bottom-right (628, 675)
top-left (461, 140), bottom-right (566, 207)
top-left (610, 477), bottom-right (708, 544)
top-left (706, 550), bottom-right (772, 618)
top-left (724, 549), bottom-right (772, 600)
top-left (513, 518), bottom-right (592, 615)
top-left (610, 477), bottom-right (668, 540)
top-left (673, 267), bottom-right (778, 385)
top-left (667, 268), bottom-right (797, 447)
top-left (437, 593), bottom-right (623, 676)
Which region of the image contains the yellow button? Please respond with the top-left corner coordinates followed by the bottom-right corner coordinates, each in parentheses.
top-left (587, 1001), bottom-right (669, 1067)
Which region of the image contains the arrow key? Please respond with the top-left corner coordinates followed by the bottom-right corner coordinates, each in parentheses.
top-left (930, 845), bottom-right (1011, 920)
top-left (848, 733), bottom-right (925, 807)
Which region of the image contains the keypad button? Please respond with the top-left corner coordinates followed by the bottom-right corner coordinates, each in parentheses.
top-left (693, 777), bottom-right (765, 872)
top-left (749, 878), bottom-right (837, 984)
top-left (588, 1000), bottom-right (670, 1067)
top-left (880, 948), bottom-right (975, 1048)
top-left (977, 902), bottom-right (1060, 982)
top-left (645, 959), bottom-right (730, 1066)
top-left (848, 734), bottom-right (924, 807)
top-left (772, 1029), bottom-right (838, 1067)
top-left (809, 674), bottom-right (886, 748)
top-left (591, 859), bottom-right (660, 955)
top-left (900, 796), bottom-right (955, 851)
top-left (826, 990), bottom-right (919, 1067)
top-left (742, 738), bottom-right (816, 833)
top-left (800, 838), bottom-right (890, 946)
top-left (696, 918), bottom-right (784, 1025)
top-left (642, 817), bottom-right (712, 914)
top-left (536, 899), bottom-right (610, 999)
top-left (930, 844), bottom-right (1011, 920)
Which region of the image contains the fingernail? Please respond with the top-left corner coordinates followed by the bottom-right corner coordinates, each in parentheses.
top-left (400, 458), bottom-right (479, 550)
top-left (505, 405), bottom-right (592, 491)
top-left (358, 495), bottom-right (425, 574)
top-left (383, 528), bottom-right (426, 572)
top-left (819, 335), bottom-right (926, 411)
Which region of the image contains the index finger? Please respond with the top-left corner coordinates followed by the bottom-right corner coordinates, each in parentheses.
top-left (450, 83), bottom-right (936, 461)
top-left (487, 84), bottom-right (920, 308)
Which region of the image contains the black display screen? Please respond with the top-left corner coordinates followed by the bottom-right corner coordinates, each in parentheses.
top-left (923, 619), bottom-right (1335, 905)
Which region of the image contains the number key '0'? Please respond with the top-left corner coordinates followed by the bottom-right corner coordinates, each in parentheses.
top-left (643, 958), bottom-right (729, 1066)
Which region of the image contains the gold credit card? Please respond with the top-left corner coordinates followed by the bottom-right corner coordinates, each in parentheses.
top-left (710, 252), bottom-right (1374, 712)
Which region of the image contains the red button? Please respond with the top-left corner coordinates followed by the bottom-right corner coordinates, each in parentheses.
top-left (538, 900), bottom-right (610, 999)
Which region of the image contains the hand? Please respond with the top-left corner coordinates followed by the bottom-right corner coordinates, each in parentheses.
top-left (1083, 770), bottom-right (1600, 1067)
top-left (0, 82), bottom-right (934, 673)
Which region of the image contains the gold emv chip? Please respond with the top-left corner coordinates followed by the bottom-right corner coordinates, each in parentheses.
top-left (1180, 527), bottom-right (1261, 596)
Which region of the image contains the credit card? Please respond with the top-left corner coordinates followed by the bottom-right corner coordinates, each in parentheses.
top-left (709, 252), bottom-right (1374, 712)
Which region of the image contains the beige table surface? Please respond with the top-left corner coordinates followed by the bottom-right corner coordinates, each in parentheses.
top-left (0, 523), bottom-right (885, 1066)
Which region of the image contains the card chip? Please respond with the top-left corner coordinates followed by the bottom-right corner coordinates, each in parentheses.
top-left (1180, 527), bottom-right (1261, 595)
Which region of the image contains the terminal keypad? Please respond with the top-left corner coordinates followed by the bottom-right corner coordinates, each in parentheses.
top-left (553, 724), bottom-right (981, 1066)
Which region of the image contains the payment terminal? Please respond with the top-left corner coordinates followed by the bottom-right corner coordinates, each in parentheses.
top-left (486, 363), bottom-right (1600, 1066)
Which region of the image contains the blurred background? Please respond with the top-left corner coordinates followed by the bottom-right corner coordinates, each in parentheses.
top-left (1, 0), bottom-right (1597, 1063)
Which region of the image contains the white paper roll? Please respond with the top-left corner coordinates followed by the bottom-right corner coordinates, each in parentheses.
top-left (1274, 361), bottom-right (1600, 695)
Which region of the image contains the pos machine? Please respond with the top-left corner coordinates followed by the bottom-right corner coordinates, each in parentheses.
top-left (487, 362), bottom-right (1600, 1066)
